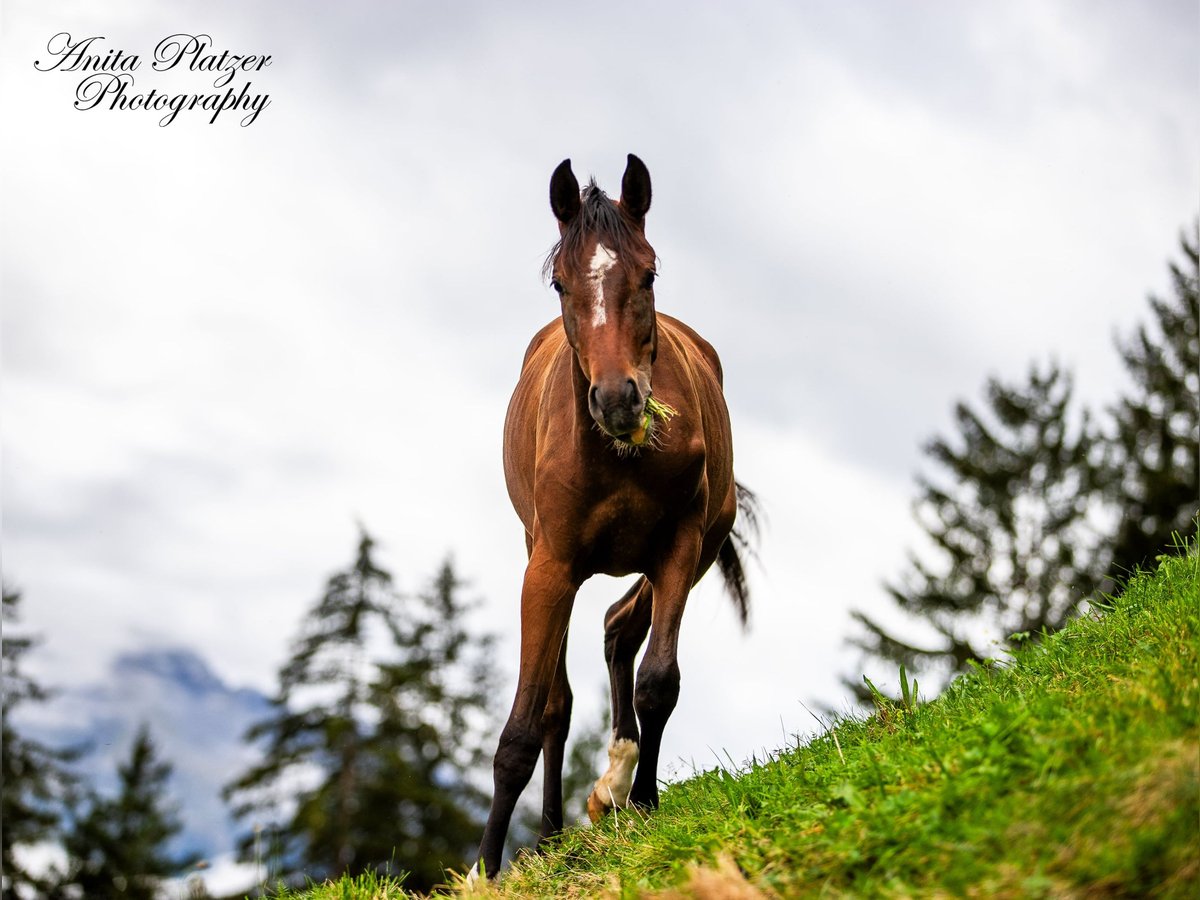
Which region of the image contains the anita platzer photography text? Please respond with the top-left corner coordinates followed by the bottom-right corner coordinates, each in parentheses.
top-left (34, 32), bottom-right (271, 126)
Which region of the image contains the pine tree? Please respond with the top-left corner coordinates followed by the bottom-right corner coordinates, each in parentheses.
top-left (61, 725), bottom-right (197, 900)
top-left (352, 560), bottom-right (495, 888)
top-left (2, 588), bottom-right (80, 900)
top-left (1105, 226), bottom-right (1199, 579)
top-left (847, 362), bottom-right (1105, 690)
top-left (223, 530), bottom-right (497, 892)
top-left (224, 528), bottom-right (397, 881)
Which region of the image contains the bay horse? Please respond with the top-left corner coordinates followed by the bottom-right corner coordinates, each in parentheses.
top-left (475, 154), bottom-right (757, 878)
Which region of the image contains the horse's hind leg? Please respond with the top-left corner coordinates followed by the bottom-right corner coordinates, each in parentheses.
top-left (537, 627), bottom-right (572, 845)
top-left (587, 577), bottom-right (652, 822)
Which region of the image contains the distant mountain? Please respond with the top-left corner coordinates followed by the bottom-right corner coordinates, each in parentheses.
top-left (14, 646), bottom-right (272, 862)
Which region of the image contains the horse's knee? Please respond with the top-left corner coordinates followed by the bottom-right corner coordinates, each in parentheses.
top-left (493, 725), bottom-right (541, 790)
top-left (634, 659), bottom-right (680, 725)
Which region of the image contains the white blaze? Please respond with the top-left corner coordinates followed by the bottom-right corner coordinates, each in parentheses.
top-left (588, 243), bottom-right (618, 327)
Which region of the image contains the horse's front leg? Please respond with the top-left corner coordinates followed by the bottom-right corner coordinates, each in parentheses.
top-left (628, 523), bottom-right (704, 810)
top-left (537, 625), bottom-right (571, 845)
top-left (476, 551), bottom-right (577, 878)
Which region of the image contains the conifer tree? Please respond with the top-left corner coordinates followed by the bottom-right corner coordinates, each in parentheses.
top-left (1104, 227), bottom-right (1199, 579)
top-left (847, 363), bottom-right (1105, 688)
top-left (224, 528), bottom-right (399, 879)
top-left (351, 560), bottom-right (495, 887)
top-left (224, 530), bottom-right (497, 892)
top-left (2, 588), bottom-right (80, 900)
top-left (847, 222), bottom-right (1199, 700)
top-left (61, 725), bottom-right (197, 900)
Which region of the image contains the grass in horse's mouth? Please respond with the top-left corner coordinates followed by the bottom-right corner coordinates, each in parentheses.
top-left (602, 396), bottom-right (679, 456)
top-left (644, 395), bottom-right (678, 423)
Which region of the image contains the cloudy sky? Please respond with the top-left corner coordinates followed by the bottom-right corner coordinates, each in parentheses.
top-left (2, 0), bottom-right (1196, 848)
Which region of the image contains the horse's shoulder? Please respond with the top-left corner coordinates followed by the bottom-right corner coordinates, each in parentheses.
top-left (658, 313), bottom-right (725, 387)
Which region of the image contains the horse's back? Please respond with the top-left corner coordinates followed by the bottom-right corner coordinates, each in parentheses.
top-left (656, 313), bottom-right (725, 390)
top-left (516, 318), bottom-right (566, 375)
top-left (503, 319), bottom-right (571, 530)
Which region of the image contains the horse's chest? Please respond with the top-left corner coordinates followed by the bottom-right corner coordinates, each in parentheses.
top-left (537, 460), bottom-right (705, 577)
top-left (579, 495), bottom-right (664, 576)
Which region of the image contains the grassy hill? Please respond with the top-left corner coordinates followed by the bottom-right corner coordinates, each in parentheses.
top-left (263, 542), bottom-right (1198, 899)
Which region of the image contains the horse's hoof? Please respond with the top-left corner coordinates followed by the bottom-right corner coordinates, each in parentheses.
top-left (586, 789), bottom-right (608, 823)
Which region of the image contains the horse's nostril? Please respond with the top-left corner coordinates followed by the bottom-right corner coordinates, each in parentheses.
top-left (590, 381), bottom-right (641, 423)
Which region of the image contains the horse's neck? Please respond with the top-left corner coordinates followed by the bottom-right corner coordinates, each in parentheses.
top-left (566, 348), bottom-right (593, 432)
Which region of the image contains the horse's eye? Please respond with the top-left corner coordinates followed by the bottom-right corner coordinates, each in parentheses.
top-left (641, 271), bottom-right (656, 291)
top-left (551, 279), bottom-right (564, 295)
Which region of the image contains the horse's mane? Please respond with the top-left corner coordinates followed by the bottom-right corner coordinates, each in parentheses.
top-left (542, 180), bottom-right (653, 282)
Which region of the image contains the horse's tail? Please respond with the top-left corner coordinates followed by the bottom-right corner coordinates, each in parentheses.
top-left (717, 481), bottom-right (762, 627)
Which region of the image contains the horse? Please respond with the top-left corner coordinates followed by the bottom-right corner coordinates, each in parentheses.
top-left (474, 154), bottom-right (757, 878)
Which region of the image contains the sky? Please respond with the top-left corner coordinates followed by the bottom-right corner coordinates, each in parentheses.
top-left (2, 0), bottom-right (1197, 881)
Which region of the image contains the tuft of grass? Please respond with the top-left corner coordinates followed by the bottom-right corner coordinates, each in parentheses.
top-left (251, 869), bottom-right (412, 900)
top-left (644, 396), bottom-right (679, 423)
top-left (263, 541), bottom-right (1199, 899)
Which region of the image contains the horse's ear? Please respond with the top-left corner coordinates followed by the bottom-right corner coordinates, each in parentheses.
top-left (620, 154), bottom-right (652, 221)
top-left (550, 159), bottom-right (581, 224)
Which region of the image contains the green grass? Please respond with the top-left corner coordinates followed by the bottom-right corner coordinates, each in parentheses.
top-left (262, 543), bottom-right (1199, 899)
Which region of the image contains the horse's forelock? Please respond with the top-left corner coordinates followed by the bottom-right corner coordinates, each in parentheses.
top-left (542, 179), bottom-right (652, 282)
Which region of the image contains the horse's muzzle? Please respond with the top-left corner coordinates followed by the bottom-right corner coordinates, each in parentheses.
top-left (589, 378), bottom-right (645, 438)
